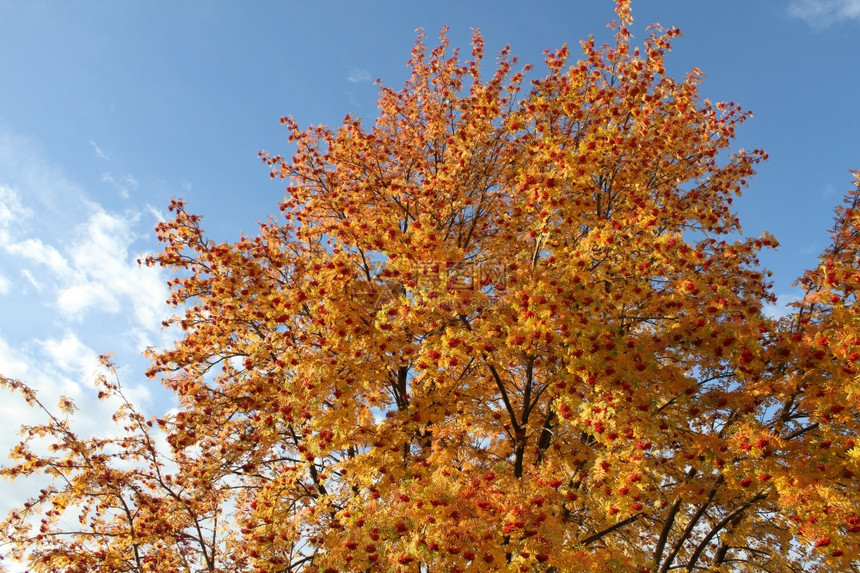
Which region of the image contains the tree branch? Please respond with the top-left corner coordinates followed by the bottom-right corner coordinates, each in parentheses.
top-left (578, 513), bottom-right (641, 546)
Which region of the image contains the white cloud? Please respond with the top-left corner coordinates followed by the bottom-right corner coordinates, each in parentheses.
top-left (0, 273), bottom-right (10, 295)
top-left (1, 184), bottom-right (168, 331)
top-left (89, 139), bottom-right (110, 160)
top-left (54, 210), bottom-right (170, 331)
top-left (347, 67), bottom-right (372, 83)
top-left (101, 171), bottom-right (114, 183)
top-left (57, 282), bottom-right (117, 317)
top-left (789, 0), bottom-right (860, 26)
top-left (38, 331), bottom-right (100, 379)
top-left (4, 238), bottom-right (71, 276)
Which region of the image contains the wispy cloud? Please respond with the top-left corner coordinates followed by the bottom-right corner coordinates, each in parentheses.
top-left (0, 184), bottom-right (31, 232)
top-left (119, 174), bottom-right (139, 199)
top-left (1, 132), bottom-right (100, 219)
top-left (146, 204), bottom-right (166, 223)
top-left (347, 67), bottom-right (372, 83)
top-left (789, 0), bottom-right (860, 27)
top-left (101, 170), bottom-right (139, 199)
top-left (89, 139), bottom-right (110, 160)
top-left (20, 268), bottom-right (42, 292)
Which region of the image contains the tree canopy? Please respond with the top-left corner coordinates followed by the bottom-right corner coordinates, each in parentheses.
top-left (3, 2), bottom-right (860, 571)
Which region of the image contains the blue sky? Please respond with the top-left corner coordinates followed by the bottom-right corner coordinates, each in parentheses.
top-left (0, 0), bottom-right (858, 547)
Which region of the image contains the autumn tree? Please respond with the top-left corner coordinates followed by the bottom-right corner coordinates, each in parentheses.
top-left (3, 2), bottom-right (859, 571)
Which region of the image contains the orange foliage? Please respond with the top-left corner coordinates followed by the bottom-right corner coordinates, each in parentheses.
top-left (3, 4), bottom-right (860, 572)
